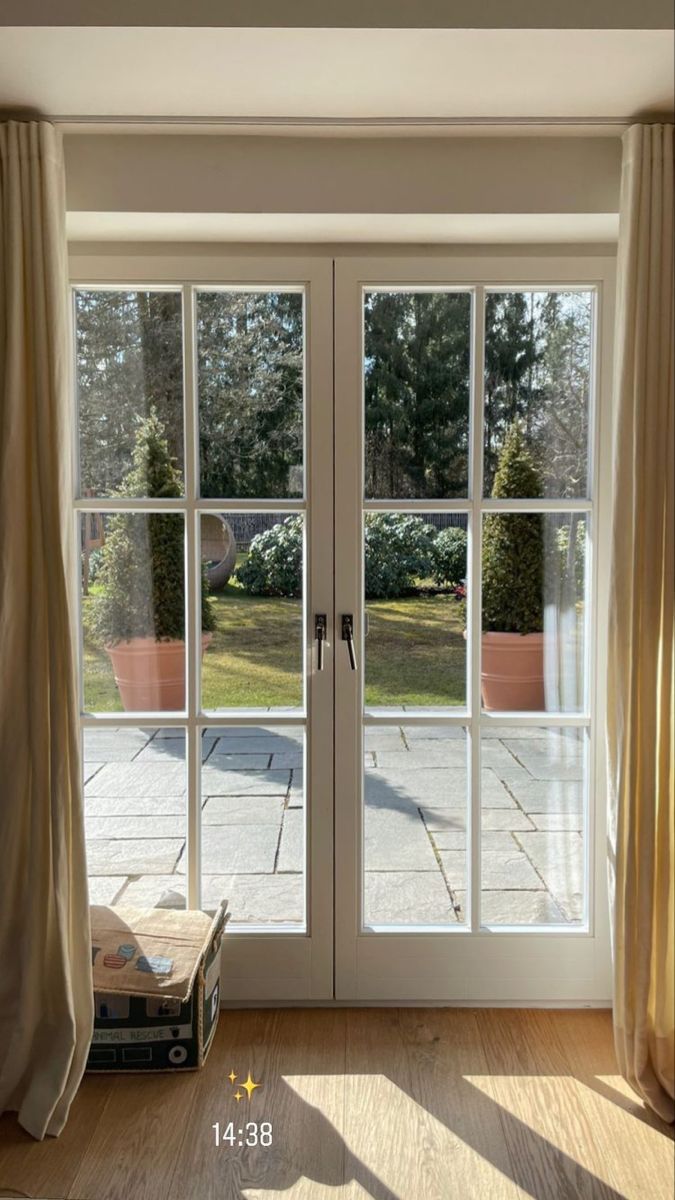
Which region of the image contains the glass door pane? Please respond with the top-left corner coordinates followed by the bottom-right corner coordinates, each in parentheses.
top-left (76, 288), bottom-right (184, 497)
top-left (195, 288), bottom-right (308, 929)
top-left (199, 512), bottom-right (304, 713)
top-left (197, 289), bottom-right (304, 499)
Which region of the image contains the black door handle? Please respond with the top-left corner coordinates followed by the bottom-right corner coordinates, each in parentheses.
top-left (341, 614), bottom-right (357, 671)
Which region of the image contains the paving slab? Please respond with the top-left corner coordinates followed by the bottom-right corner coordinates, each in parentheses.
top-left (507, 779), bottom-right (584, 814)
top-left (113, 875), bottom-right (186, 907)
top-left (481, 809), bottom-right (537, 831)
top-left (365, 767), bottom-right (466, 809)
top-left (204, 753), bottom-right (271, 770)
top-left (211, 726), bottom-right (304, 742)
top-left (516, 832), bottom-right (584, 920)
top-left (210, 734), bottom-right (303, 757)
top-left (375, 743), bottom-right (467, 770)
top-left (393, 767), bottom-right (512, 810)
top-left (276, 809), bottom-right (304, 873)
top-left (437, 850), bottom-right (466, 890)
top-left (429, 833), bottom-right (466, 852)
top-left (201, 873), bottom-right (304, 924)
top-left (364, 871), bottom-right (458, 926)
top-left (202, 796), bottom-right (285, 825)
top-left (133, 738), bottom-right (218, 764)
top-left (431, 831), bottom-right (517, 852)
top-left (481, 848), bottom-right (544, 889)
top-left (531, 813), bottom-right (584, 831)
top-left (453, 890), bottom-right (566, 924)
top-left (448, 849), bottom-right (543, 891)
top-left (188, 824), bottom-right (279, 875)
top-left (86, 838), bottom-right (184, 876)
top-left (401, 725), bottom-right (465, 742)
top-left (480, 768), bottom-right (518, 808)
top-left (83, 730), bottom-right (153, 762)
top-left (420, 808), bottom-right (466, 834)
top-left (86, 815), bottom-right (186, 839)
top-left (201, 766), bottom-right (290, 796)
top-left (480, 743), bottom-right (532, 786)
top-left (364, 805), bottom-right (439, 871)
top-left (87, 876), bottom-right (129, 905)
top-left (501, 738), bottom-right (583, 781)
top-left (85, 762), bottom-right (186, 798)
top-left (131, 737), bottom-right (185, 763)
top-left (481, 726), bottom-right (565, 740)
top-left (85, 794), bottom-right (186, 817)
top-left (364, 728), bottom-right (408, 751)
top-left (270, 752), bottom-right (305, 769)
top-left (288, 769), bottom-right (304, 808)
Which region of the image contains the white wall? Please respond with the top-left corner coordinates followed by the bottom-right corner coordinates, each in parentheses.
top-left (65, 134), bottom-right (622, 241)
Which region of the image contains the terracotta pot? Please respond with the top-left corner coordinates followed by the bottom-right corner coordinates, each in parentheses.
top-left (481, 631), bottom-right (545, 711)
top-left (106, 634), bottom-right (212, 712)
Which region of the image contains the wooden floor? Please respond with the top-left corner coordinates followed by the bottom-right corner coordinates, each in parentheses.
top-left (0, 1009), bottom-right (672, 1200)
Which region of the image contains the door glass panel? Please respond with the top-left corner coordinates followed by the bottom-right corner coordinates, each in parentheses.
top-left (75, 289), bottom-right (184, 498)
top-left (81, 512), bottom-right (186, 714)
top-left (197, 290), bottom-right (304, 499)
top-left (364, 290), bottom-right (471, 499)
top-left (84, 727), bottom-right (186, 909)
top-left (201, 725), bottom-right (305, 926)
top-left (200, 513), bottom-right (304, 713)
top-left (480, 726), bottom-right (586, 925)
top-left (484, 290), bottom-right (593, 498)
top-left (480, 511), bottom-right (587, 713)
top-left (364, 512), bottom-right (467, 709)
top-left (363, 727), bottom-right (468, 926)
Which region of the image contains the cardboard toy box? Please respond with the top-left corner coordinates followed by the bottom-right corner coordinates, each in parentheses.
top-left (86, 902), bottom-right (227, 1073)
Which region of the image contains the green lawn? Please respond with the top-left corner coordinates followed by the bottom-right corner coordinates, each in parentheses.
top-left (82, 579), bottom-right (466, 712)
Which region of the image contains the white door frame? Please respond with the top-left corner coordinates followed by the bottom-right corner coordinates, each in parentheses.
top-left (70, 254), bottom-right (335, 1001)
top-left (333, 254), bottom-right (615, 1003)
top-left (71, 248), bottom-right (616, 1006)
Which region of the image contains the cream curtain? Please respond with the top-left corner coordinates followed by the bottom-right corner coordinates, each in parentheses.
top-left (608, 122), bottom-right (674, 1124)
top-left (0, 120), bottom-right (93, 1139)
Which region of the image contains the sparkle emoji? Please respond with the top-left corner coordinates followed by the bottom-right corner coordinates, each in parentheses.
top-left (241, 1072), bottom-right (261, 1101)
top-left (228, 1070), bottom-right (237, 1084)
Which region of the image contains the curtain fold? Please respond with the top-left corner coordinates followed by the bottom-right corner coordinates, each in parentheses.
top-left (0, 120), bottom-right (93, 1139)
top-left (608, 122), bottom-right (674, 1124)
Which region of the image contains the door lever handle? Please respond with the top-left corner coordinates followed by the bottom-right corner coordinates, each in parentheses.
top-left (341, 613), bottom-right (357, 671)
top-left (314, 613), bottom-right (327, 671)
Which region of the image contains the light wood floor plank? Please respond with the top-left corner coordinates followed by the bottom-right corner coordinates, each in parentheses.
top-left (167, 1008), bottom-right (347, 1200)
top-left (67, 1061), bottom-right (201, 1200)
top-left (474, 1008), bottom-right (667, 1200)
top-left (2, 1010), bottom-right (672, 1200)
top-left (343, 1007), bottom-right (522, 1200)
top-left (0, 1075), bottom-right (113, 1200)
top-left (550, 1010), bottom-right (674, 1199)
top-left (395, 1007), bottom-right (526, 1199)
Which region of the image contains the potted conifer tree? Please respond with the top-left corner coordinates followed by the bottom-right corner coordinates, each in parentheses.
top-left (94, 410), bottom-right (215, 711)
top-left (481, 422), bottom-right (545, 710)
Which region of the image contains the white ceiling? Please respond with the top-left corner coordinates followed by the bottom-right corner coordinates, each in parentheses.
top-left (1, 27), bottom-right (672, 120)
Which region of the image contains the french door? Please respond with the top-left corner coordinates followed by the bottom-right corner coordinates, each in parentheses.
top-left (334, 256), bottom-right (614, 1002)
top-left (72, 251), bottom-right (613, 1004)
top-left (73, 257), bottom-right (335, 1000)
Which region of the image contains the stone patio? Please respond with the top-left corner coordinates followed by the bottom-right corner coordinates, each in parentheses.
top-left (84, 724), bottom-right (584, 926)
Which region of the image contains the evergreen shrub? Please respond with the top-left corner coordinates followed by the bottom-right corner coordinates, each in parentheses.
top-left (94, 410), bottom-right (214, 644)
top-left (482, 423), bottom-right (544, 635)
